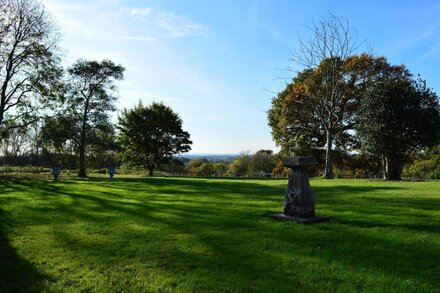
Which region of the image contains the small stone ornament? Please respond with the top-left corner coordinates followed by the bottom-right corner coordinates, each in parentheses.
top-left (107, 165), bottom-right (116, 180)
top-left (51, 164), bottom-right (61, 181)
top-left (269, 156), bottom-right (330, 224)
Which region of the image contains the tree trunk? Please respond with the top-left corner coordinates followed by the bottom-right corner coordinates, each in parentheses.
top-left (78, 126), bottom-right (87, 177)
top-left (78, 145), bottom-right (87, 177)
top-left (0, 99), bottom-right (6, 145)
top-left (78, 95), bottom-right (90, 178)
top-left (323, 129), bottom-right (335, 179)
top-left (0, 111), bottom-right (4, 142)
top-left (384, 157), bottom-right (403, 180)
top-left (148, 165), bottom-right (154, 176)
top-left (382, 155), bottom-right (387, 180)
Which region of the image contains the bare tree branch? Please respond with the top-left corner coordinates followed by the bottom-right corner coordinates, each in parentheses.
top-left (288, 14), bottom-right (361, 178)
top-left (0, 0), bottom-right (61, 140)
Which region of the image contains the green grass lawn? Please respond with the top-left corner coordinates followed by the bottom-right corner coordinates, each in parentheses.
top-left (0, 177), bottom-right (439, 292)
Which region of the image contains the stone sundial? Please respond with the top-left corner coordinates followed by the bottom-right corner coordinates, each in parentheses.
top-left (269, 156), bottom-right (330, 224)
top-left (51, 164), bottom-right (61, 181)
top-left (107, 165), bottom-right (116, 180)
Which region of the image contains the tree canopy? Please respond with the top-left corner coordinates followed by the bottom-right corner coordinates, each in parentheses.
top-left (0, 0), bottom-right (61, 139)
top-left (356, 73), bottom-right (440, 180)
top-left (117, 101), bottom-right (192, 176)
top-left (268, 53), bottom-right (392, 177)
top-left (63, 59), bottom-right (125, 177)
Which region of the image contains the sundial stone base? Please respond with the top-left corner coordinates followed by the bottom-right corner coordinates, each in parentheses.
top-left (268, 213), bottom-right (330, 224)
top-left (107, 165), bottom-right (116, 180)
top-left (52, 165), bottom-right (61, 182)
top-left (268, 156), bottom-right (330, 224)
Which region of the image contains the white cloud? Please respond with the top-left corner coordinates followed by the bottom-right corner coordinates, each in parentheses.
top-left (125, 6), bottom-right (208, 38)
top-left (39, 0), bottom-right (277, 153)
top-left (121, 35), bottom-right (156, 43)
top-left (130, 7), bottom-right (152, 16)
top-left (155, 11), bottom-right (208, 38)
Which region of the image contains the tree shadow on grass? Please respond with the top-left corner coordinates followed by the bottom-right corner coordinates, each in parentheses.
top-left (38, 190), bottom-right (440, 291)
top-left (335, 218), bottom-right (440, 234)
top-left (0, 207), bottom-right (52, 292)
top-left (312, 184), bottom-right (404, 197)
top-left (1, 178), bottom-right (439, 291)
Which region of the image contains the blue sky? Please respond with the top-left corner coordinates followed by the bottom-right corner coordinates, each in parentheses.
top-left (42, 0), bottom-right (440, 154)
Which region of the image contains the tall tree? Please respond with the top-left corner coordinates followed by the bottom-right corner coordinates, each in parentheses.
top-left (290, 15), bottom-right (359, 178)
top-left (269, 53), bottom-right (389, 177)
top-left (65, 59), bottom-right (124, 177)
top-left (356, 73), bottom-right (440, 180)
top-left (0, 0), bottom-right (61, 139)
top-left (117, 101), bottom-right (192, 176)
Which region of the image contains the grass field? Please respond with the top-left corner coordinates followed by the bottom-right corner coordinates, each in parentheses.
top-left (0, 177), bottom-right (439, 292)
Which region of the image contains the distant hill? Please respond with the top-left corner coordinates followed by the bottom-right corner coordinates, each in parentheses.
top-left (175, 153), bottom-right (238, 162)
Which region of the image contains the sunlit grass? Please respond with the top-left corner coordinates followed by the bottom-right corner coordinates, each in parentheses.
top-left (1, 177), bottom-right (439, 292)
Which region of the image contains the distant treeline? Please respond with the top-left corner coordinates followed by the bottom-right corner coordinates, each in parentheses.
top-left (2, 145), bottom-right (439, 180)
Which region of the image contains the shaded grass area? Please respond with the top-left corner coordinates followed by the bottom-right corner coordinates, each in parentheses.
top-left (0, 177), bottom-right (439, 292)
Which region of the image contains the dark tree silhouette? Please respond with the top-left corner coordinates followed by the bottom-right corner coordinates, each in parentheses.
top-left (118, 101), bottom-right (192, 176)
top-left (0, 0), bottom-right (61, 140)
top-left (357, 72), bottom-right (440, 180)
top-left (64, 59), bottom-right (124, 177)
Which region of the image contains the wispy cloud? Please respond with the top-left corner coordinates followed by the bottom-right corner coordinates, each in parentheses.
top-left (44, 1), bottom-right (208, 43)
top-left (126, 7), bottom-right (208, 38)
top-left (120, 35), bottom-right (156, 43)
top-left (414, 43), bottom-right (440, 65)
top-left (40, 0), bottom-right (276, 153)
top-left (386, 27), bottom-right (438, 56)
top-left (130, 7), bottom-right (152, 16)
top-left (155, 11), bottom-right (208, 38)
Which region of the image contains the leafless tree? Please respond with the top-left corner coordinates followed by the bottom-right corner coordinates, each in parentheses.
top-left (292, 15), bottom-right (358, 69)
top-left (0, 0), bottom-right (60, 142)
top-left (291, 14), bottom-right (360, 178)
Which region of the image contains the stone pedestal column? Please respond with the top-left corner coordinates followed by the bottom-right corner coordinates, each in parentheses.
top-left (52, 165), bottom-right (61, 182)
top-left (283, 165), bottom-right (315, 218)
top-left (269, 156), bottom-right (329, 224)
top-left (107, 165), bottom-right (116, 180)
